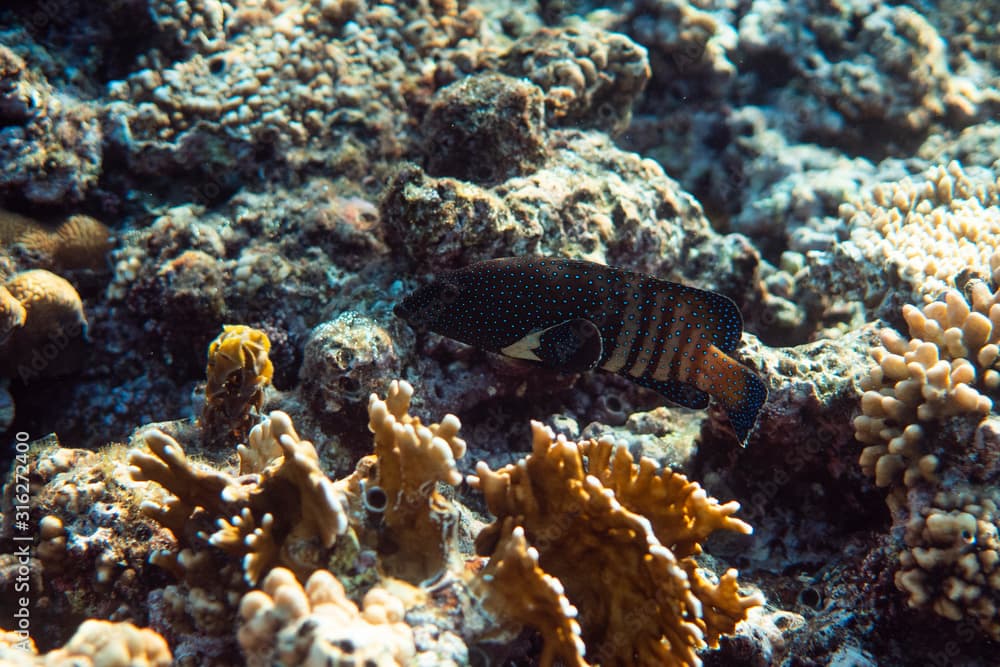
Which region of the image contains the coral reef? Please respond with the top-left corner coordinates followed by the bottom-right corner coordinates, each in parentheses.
top-left (422, 72), bottom-right (546, 184)
top-left (836, 161), bottom-right (1000, 306)
top-left (129, 410), bottom-right (350, 584)
top-left (0, 269), bottom-right (88, 381)
top-left (499, 23), bottom-right (651, 135)
top-left (0, 210), bottom-right (112, 272)
top-left (3, 0), bottom-right (1000, 663)
top-left (382, 130), bottom-right (759, 295)
top-left (299, 311), bottom-right (401, 428)
top-left (854, 278), bottom-right (1000, 639)
top-left (476, 523), bottom-right (586, 666)
top-left (897, 489), bottom-right (1000, 640)
top-left (0, 46), bottom-right (102, 205)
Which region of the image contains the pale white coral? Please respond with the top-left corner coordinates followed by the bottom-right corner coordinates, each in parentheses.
top-left (842, 161), bottom-right (1000, 302)
top-left (0, 620), bottom-right (172, 667)
top-left (238, 567), bottom-right (415, 667)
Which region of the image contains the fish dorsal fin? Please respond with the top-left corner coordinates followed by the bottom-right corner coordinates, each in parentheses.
top-left (501, 318), bottom-right (603, 373)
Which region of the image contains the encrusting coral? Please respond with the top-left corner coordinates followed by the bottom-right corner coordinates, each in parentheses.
top-left (238, 567), bottom-right (415, 667)
top-left (359, 379), bottom-right (466, 583)
top-left (856, 281), bottom-right (1000, 491)
top-left (422, 72), bottom-right (547, 184)
top-left (201, 324), bottom-right (274, 449)
top-left (470, 421), bottom-right (762, 667)
top-left (500, 24), bottom-right (651, 136)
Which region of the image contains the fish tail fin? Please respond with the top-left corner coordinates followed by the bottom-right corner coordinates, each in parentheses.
top-left (724, 368), bottom-right (768, 445)
top-left (687, 344), bottom-right (768, 445)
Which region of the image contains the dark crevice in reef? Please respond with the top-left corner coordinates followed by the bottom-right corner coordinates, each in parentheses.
top-left (736, 48), bottom-right (798, 100)
top-left (1, 0), bottom-right (159, 86)
top-left (801, 118), bottom-right (928, 163)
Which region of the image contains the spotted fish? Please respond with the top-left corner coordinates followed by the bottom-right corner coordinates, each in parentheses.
top-left (394, 256), bottom-right (767, 444)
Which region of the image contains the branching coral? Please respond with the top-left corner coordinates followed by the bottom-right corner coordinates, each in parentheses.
top-left (896, 490), bottom-right (1000, 639)
top-left (470, 421), bottom-right (762, 666)
top-left (361, 379), bottom-right (466, 582)
top-left (129, 410), bottom-right (350, 583)
top-left (856, 282), bottom-right (999, 491)
top-left (857, 278), bottom-right (1000, 635)
top-left (202, 324), bottom-right (274, 448)
top-left (840, 161), bottom-right (1000, 304)
top-left (476, 520), bottom-right (587, 667)
top-left (238, 567), bottom-right (415, 667)
top-left (0, 620), bottom-right (171, 667)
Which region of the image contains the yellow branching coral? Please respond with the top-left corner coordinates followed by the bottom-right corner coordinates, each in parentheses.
top-left (361, 379), bottom-right (466, 582)
top-left (129, 411), bottom-right (350, 583)
top-left (470, 421), bottom-right (762, 667)
top-left (202, 324), bottom-right (274, 449)
top-left (476, 519), bottom-right (586, 667)
top-left (896, 490), bottom-right (1000, 639)
top-left (238, 567), bottom-right (415, 667)
top-left (856, 282), bottom-right (999, 490)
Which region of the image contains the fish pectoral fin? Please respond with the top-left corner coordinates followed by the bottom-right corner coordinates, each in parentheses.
top-left (501, 319), bottom-right (603, 372)
top-left (632, 376), bottom-right (710, 410)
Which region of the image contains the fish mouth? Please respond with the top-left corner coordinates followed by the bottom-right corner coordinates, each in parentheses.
top-left (393, 296), bottom-right (433, 332)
